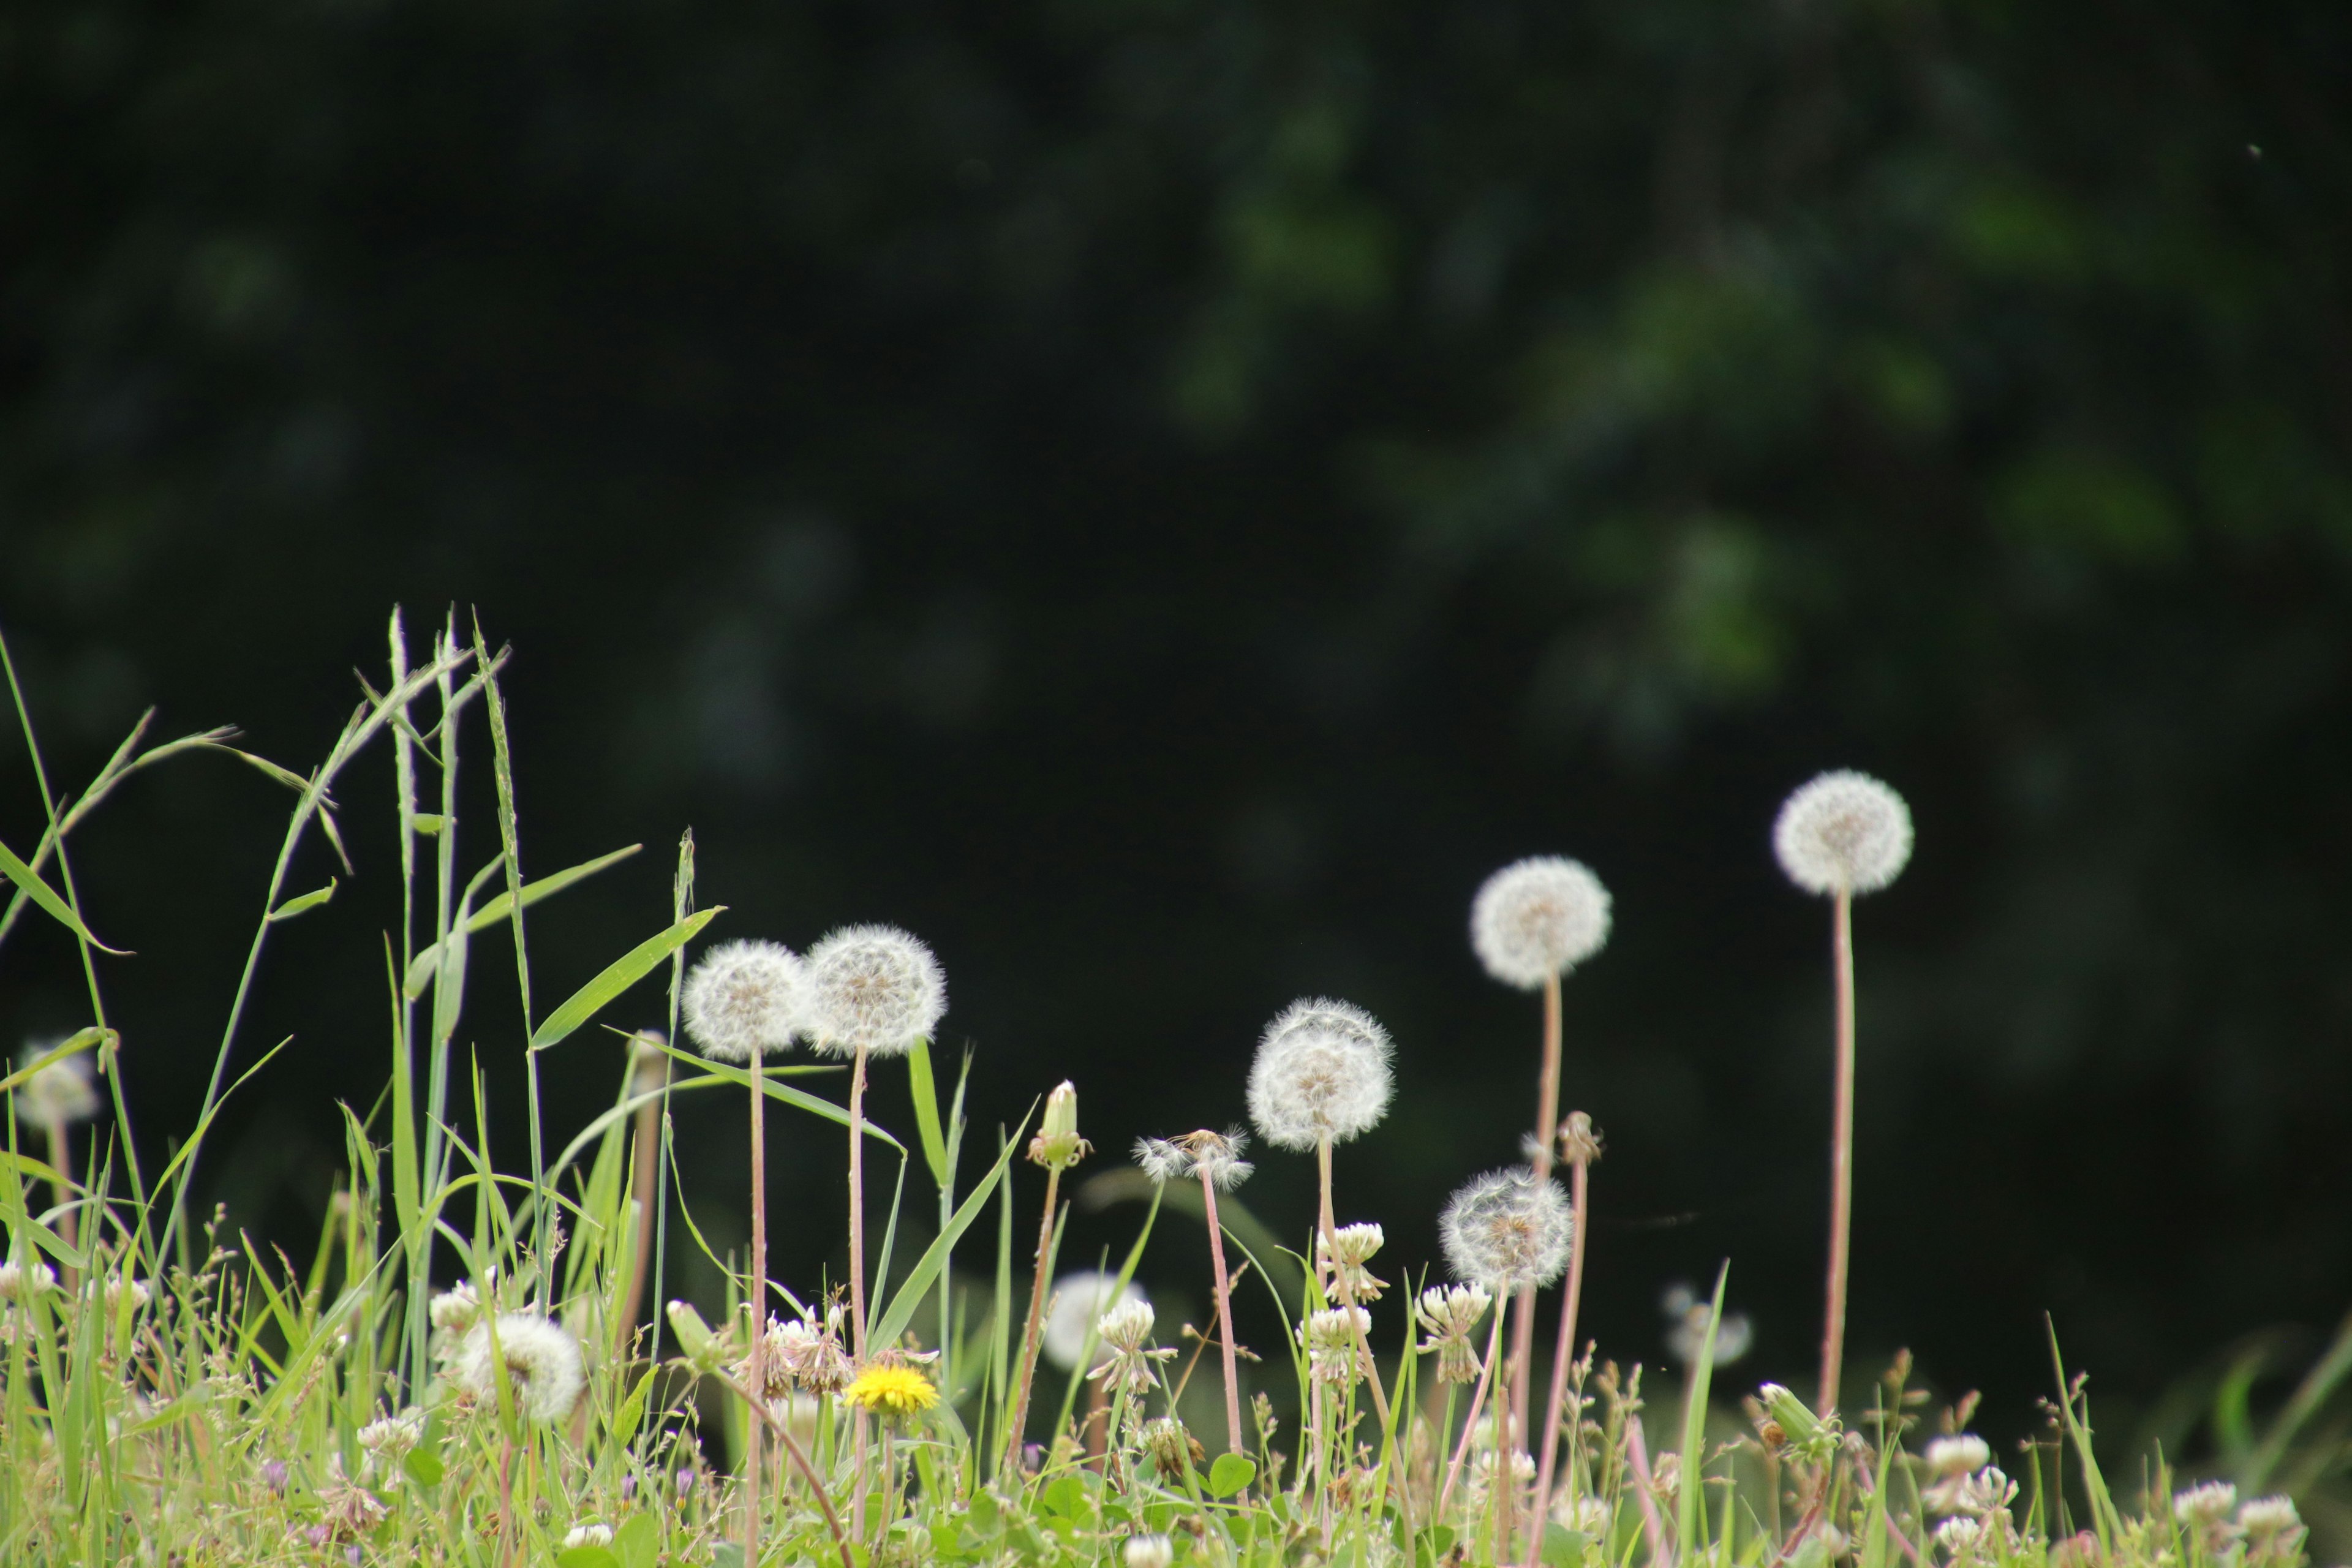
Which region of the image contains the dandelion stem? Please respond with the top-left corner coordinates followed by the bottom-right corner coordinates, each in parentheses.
top-left (1526, 1146), bottom-right (1591, 1567)
top-left (1198, 1166), bottom-right (1245, 1457)
top-left (1315, 1134), bottom-right (1392, 1432)
top-left (724, 1370), bottom-right (857, 1568)
top-left (1509, 973), bottom-right (1562, 1461)
top-left (1438, 1303), bottom-right (1508, 1520)
top-left (745, 1064), bottom-right (768, 1568)
top-left (1001, 1162), bottom-right (1063, 1474)
top-left (849, 1044), bottom-right (870, 1364)
top-left (1817, 886), bottom-right (1855, 1417)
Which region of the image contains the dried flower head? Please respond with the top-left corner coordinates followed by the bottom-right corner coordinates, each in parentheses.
top-left (1471, 858), bottom-right (1612, 989)
top-left (456, 1313), bottom-right (586, 1423)
top-left (1140, 1417), bottom-right (1202, 1476)
top-left (1441, 1168), bottom-right (1572, 1292)
top-left (1089, 1298), bottom-right (1177, 1395)
top-left (13, 1042), bottom-right (99, 1129)
top-left (1246, 998), bottom-right (1393, 1152)
top-left (1773, 772), bottom-right (1913, 897)
top-left (767, 1304), bottom-right (854, 1396)
top-left (845, 1364), bottom-right (938, 1419)
top-left (1414, 1284), bottom-right (1493, 1384)
top-left (356, 1408), bottom-right (423, 1462)
top-left (1302, 1305), bottom-right (1374, 1386)
top-left (1925, 1435), bottom-right (1992, 1476)
top-left (1125, 1534), bottom-right (1175, 1568)
top-left (1043, 1272), bottom-right (1146, 1371)
top-left (682, 940), bottom-right (803, 1063)
top-left (1557, 1111), bottom-right (1604, 1165)
top-left (801, 924), bottom-right (946, 1058)
top-left (1136, 1128), bottom-right (1253, 1189)
top-left (1316, 1223), bottom-right (1389, 1302)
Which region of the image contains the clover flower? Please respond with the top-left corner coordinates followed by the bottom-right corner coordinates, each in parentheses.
top-left (1414, 1284), bottom-right (1493, 1384)
top-left (1773, 772), bottom-right (1913, 897)
top-left (13, 1042), bottom-right (99, 1129)
top-left (2174, 1482), bottom-right (2239, 1526)
top-left (1936, 1518), bottom-right (1985, 1558)
top-left (800, 924), bottom-right (945, 1058)
top-left (456, 1313), bottom-right (586, 1423)
top-left (1924, 1435), bottom-right (1992, 1476)
top-left (682, 940), bottom-right (803, 1063)
top-left (0, 1261), bottom-right (55, 1302)
top-left (1552, 1494), bottom-right (1611, 1534)
top-left (1925, 1464), bottom-right (2018, 1521)
top-left (1441, 1168), bottom-right (1572, 1292)
top-left (356, 1408), bottom-right (423, 1463)
top-left (844, 1364), bottom-right (938, 1419)
top-left (1043, 1272), bottom-right (1147, 1371)
top-left (1246, 998), bottom-right (1393, 1152)
top-left (1126, 1535), bottom-right (1175, 1568)
top-left (564, 1524), bottom-right (614, 1550)
top-left (766, 1304), bottom-right (853, 1396)
top-left (1470, 858), bottom-right (1613, 989)
top-left (1316, 1223), bottom-right (1389, 1303)
top-left (1465, 1446), bottom-right (1536, 1515)
top-left (1302, 1305), bottom-right (1373, 1386)
top-left (428, 1280), bottom-right (481, 1341)
top-left (1088, 1298), bottom-right (1176, 1395)
top-left (2239, 1496), bottom-right (2305, 1562)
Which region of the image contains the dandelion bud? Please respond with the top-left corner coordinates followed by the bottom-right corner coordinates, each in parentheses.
top-left (1029, 1081), bottom-right (1091, 1170)
top-left (1773, 772), bottom-right (1913, 897)
top-left (1439, 1169), bottom-right (1572, 1292)
top-left (1471, 857), bottom-right (1611, 989)
top-left (1247, 998), bottom-right (1393, 1152)
top-left (1925, 1435), bottom-right (1991, 1476)
top-left (13, 1040), bottom-right (100, 1129)
top-left (682, 940), bottom-right (803, 1063)
top-left (801, 924), bottom-right (946, 1058)
top-left (1125, 1535), bottom-right (1175, 1568)
top-left (1316, 1223), bottom-right (1389, 1302)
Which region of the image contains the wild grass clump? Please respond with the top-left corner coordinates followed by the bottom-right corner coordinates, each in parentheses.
top-left (0, 609), bottom-right (2328, 1567)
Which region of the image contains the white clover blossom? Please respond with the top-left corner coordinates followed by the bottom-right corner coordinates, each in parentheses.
top-left (1441, 1168), bottom-right (1572, 1292)
top-left (766, 1304), bottom-right (853, 1396)
top-left (1773, 772), bottom-right (1914, 897)
top-left (1042, 1272), bottom-right (1145, 1371)
top-left (1414, 1284), bottom-right (1492, 1384)
top-left (13, 1042), bottom-right (99, 1129)
top-left (2174, 1481), bottom-right (2238, 1524)
top-left (1925, 1435), bottom-right (1992, 1476)
top-left (1470, 857), bottom-right (1612, 989)
top-left (1316, 1223), bottom-right (1389, 1302)
top-left (0, 1261), bottom-right (56, 1302)
top-left (428, 1280), bottom-right (481, 1338)
top-left (357, 1408), bottom-right (423, 1461)
top-left (2239, 1496), bottom-right (2302, 1536)
top-left (1465, 1446), bottom-right (1537, 1513)
top-left (1302, 1305), bottom-right (1373, 1386)
top-left (564, 1523), bottom-right (615, 1550)
top-left (1926, 1464), bottom-right (2018, 1521)
top-left (456, 1313), bottom-right (586, 1423)
top-left (800, 924), bottom-right (946, 1058)
top-left (682, 940), bottom-right (803, 1063)
top-left (1089, 1298), bottom-right (1175, 1395)
top-left (1935, 1518), bottom-right (1985, 1558)
top-left (1553, 1494), bottom-right (1611, 1534)
top-left (1246, 998), bottom-right (1393, 1152)
top-left (1125, 1535), bottom-right (1175, 1568)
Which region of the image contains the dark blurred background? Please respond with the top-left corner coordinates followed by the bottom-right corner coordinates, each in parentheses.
top-left (4, 0), bottom-right (2352, 1463)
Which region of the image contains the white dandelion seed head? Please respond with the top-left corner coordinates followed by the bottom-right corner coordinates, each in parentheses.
top-left (1042, 1272), bottom-right (1145, 1371)
top-left (13, 1042), bottom-right (99, 1129)
top-left (1246, 998), bottom-right (1393, 1152)
top-left (800, 924), bottom-right (945, 1059)
top-left (1134, 1137), bottom-right (1189, 1184)
top-left (681, 940), bottom-right (803, 1063)
top-left (1440, 1168), bottom-right (1573, 1292)
top-left (1470, 858), bottom-right (1613, 990)
top-left (1926, 1435), bottom-right (1992, 1476)
top-left (1665, 1306), bottom-right (1752, 1366)
top-left (1773, 771), bottom-right (1914, 897)
top-left (456, 1313), bottom-right (586, 1423)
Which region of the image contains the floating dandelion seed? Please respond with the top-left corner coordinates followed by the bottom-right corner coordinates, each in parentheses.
top-left (456, 1313), bottom-right (585, 1423)
top-left (1773, 772), bottom-right (1913, 897)
top-left (1470, 857), bottom-right (1613, 989)
top-left (13, 1041), bottom-right (99, 1129)
top-left (680, 940), bottom-right (803, 1062)
top-left (1246, 998), bottom-right (1393, 1152)
top-left (1441, 1169), bottom-right (1572, 1293)
top-left (801, 924), bottom-right (946, 1058)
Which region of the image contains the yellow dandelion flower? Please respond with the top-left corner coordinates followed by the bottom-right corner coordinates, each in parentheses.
top-left (844, 1365), bottom-right (938, 1419)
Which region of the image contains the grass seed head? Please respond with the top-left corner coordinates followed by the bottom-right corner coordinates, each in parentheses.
top-left (1773, 771), bottom-right (1914, 897)
top-left (682, 939), bottom-right (804, 1062)
top-left (801, 924), bottom-right (945, 1058)
top-left (1440, 1168), bottom-right (1572, 1292)
top-left (1246, 998), bottom-right (1393, 1152)
top-left (1470, 857), bottom-right (1612, 989)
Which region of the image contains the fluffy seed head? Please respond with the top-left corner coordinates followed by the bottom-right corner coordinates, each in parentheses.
top-left (13, 1042), bottom-right (99, 1129)
top-left (1773, 771), bottom-right (1913, 897)
top-left (800, 924), bottom-right (945, 1058)
top-left (1246, 998), bottom-right (1393, 1152)
top-left (1043, 1272), bottom-right (1145, 1371)
top-left (1471, 858), bottom-right (1613, 989)
top-left (1441, 1168), bottom-right (1573, 1292)
top-left (456, 1313), bottom-right (585, 1423)
top-left (1926, 1435), bottom-right (1992, 1476)
top-left (682, 940), bottom-right (803, 1062)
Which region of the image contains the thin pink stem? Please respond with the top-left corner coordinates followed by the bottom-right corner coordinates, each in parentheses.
top-left (848, 1045), bottom-right (870, 1363)
top-left (745, 1069), bottom-right (767, 1567)
top-left (1509, 975), bottom-right (1562, 1455)
top-left (1526, 1152), bottom-right (1590, 1566)
top-left (1316, 1135), bottom-right (1392, 1432)
top-left (1626, 1418), bottom-right (1669, 1566)
top-left (1200, 1170), bottom-right (1245, 1457)
top-left (1438, 1305), bottom-right (1509, 1520)
top-left (1818, 889), bottom-right (1855, 1417)
top-left (1001, 1164), bottom-right (1063, 1474)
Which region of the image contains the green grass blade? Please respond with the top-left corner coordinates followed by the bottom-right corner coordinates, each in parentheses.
top-left (0, 835), bottom-right (125, 952)
top-left (1675, 1264), bottom-right (1729, 1568)
top-left (868, 1106), bottom-right (1035, 1353)
top-left (530, 908), bottom-right (724, 1052)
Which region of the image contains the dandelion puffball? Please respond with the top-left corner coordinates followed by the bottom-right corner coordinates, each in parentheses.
top-left (455, 1313), bottom-right (586, 1423)
top-left (800, 924), bottom-right (946, 1058)
top-left (681, 940), bottom-right (803, 1062)
top-left (1042, 1272), bottom-right (1146, 1371)
top-left (13, 1042), bottom-right (99, 1129)
top-left (1440, 1167), bottom-right (1573, 1292)
top-left (1470, 857), bottom-right (1612, 989)
top-left (1773, 771), bottom-right (1913, 897)
top-left (1246, 997), bottom-right (1394, 1152)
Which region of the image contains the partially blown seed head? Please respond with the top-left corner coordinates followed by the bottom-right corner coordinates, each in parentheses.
top-left (13, 1042), bottom-right (99, 1129)
top-left (800, 924), bottom-right (945, 1058)
top-left (1441, 1168), bottom-right (1573, 1292)
top-left (681, 941), bottom-right (803, 1062)
top-left (1470, 858), bottom-right (1612, 989)
top-left (1135, 1128), bottom-right (1253, 1189)
top-left (1246, 998), bottom-right (1393, 1152)
top-left (456, 1313), bottom-right (585, 1423)
top-left (1773, 772), bottom-right (1913, 897)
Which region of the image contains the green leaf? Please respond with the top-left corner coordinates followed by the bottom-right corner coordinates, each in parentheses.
top-left (0, 1027), bottom-right (104, 1101)
top-left (556, 1548), bottom-right (620, 1568)
top-left (530, 906), bottom-right (723, 1051)
top-left (0, 834), bottom-right (126, 953)
top-left (1042, 1475), bottom-right (1088, 1520)
top-left (611, 1365), bottom-right (656, 1448)
top-left (1674, 1263), bottom-right (1729, 1567)
top-left (907, 1036), bottom-right (949, 1186)
top-left (402, 1448), bottom-right (445, 1487)
top-left (865, 1102), bottom-right (1033, 1352)
top-left (612, 1512), bottom-right (660, 1568)
top-left (266, 877), bottom-right (336, 922)
top-left (1207, 1453), bottom-right (1256, 1498)
top-left (402, 843), bottom-right (643, 993)
top-left (652, 1042), bottom-right (902, 1152)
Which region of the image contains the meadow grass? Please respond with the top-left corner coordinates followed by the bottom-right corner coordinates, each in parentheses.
top-left (0, 609), bottom-right (2332, 1568)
